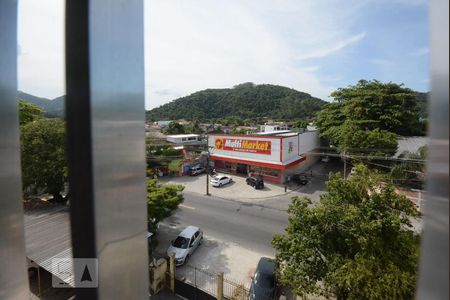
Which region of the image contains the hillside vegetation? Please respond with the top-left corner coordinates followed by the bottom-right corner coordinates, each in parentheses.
top-left (18, 91), bottom-right (64, 117)
top-left (146, 82), bottom-right (326, 121)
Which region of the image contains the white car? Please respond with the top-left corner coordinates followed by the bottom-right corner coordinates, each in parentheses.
top-left (210, 175), bottom-right (232, 187)
top-left (167, 226), bottom-right (203, 266)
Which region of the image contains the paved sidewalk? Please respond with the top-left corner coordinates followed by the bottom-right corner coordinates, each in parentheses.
top-left (161, 174), bottom-right (324, 201)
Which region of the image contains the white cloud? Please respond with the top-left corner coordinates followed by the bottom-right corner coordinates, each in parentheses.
top-left (16, 0), bottom-right (377, 109)
top-left (144, 0), bottom-right (367, 109)
top-left (295, 32), bottom-right (366, 61)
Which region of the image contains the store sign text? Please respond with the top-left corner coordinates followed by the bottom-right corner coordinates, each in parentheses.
top-left (214, 138), bottom-right (271, 155)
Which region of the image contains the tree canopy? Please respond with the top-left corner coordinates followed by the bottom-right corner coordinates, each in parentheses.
top-left (20, 118), bottom-right (67, 201)
top-left (18, 100), bottom-right (43, 125)
top-left (146, 179), bottom-right (184, 232)
top-left (316, 80), bottom-right (425, 156)
top-left (165, 121), bottom-right (186, 134)
top-left (146, 83), bottom-right (325, 121)
top-left (272, 164), bottom-right (420, 299)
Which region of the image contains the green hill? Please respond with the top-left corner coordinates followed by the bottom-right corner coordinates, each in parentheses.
top-left (146, 83), bottom-right (326, 121)
top-left (18, 91), bottom-right (65, 117)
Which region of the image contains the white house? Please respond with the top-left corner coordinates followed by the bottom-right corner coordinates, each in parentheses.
top-left (166, 134), bottom-right (200, 144)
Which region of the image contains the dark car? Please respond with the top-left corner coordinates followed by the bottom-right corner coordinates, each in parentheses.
top-left (249, 257), bottom-right (277, 300)
top-left (291, 173), bottom-right (308, 185)
top-left (246, 176), bottom-right (264, 189)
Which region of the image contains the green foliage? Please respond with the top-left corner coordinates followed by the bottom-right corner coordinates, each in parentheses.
top-left (316, 80), bottom-right (425, 156)
top-left (185, 119), bottom-right (203, 134)
top-left (272, 164), bottom-right (420, 299)
top-left (18, 91), bottom-right (65, 117)
top-left (147, 179), bottom-right (184, 232)
top-left (293, 119), bottom-right (308, 129)
top-left (165, 121), bottom-right (186, 134)
top-left (168, 159), bottom-right (183, 173)
top-left (20, 118), bottom-right (67, 200)
top-left (146, 83), bottom-right (325, 121)
top-left (18, 100), bottom-right (43, 125)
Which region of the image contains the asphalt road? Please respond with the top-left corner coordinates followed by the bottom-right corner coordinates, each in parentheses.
top-left (163, 191), bottom-right (290, 256)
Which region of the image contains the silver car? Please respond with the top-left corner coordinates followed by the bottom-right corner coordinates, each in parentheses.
top-left (167, 226), bottom-right (203, 266)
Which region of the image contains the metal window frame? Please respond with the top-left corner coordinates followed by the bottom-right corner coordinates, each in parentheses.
top-left (416, 0), bottom-right (449, 299)
top-left (0, 1), bottom-right (31, 299)
top-left (65, 0), bottom-right (148, 299)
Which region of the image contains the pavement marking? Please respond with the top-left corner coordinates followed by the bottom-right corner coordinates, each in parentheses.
top-left (179, 204), bottom-right (196, 210)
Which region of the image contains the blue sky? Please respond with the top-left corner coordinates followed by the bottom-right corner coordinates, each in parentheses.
top-left (18, 0), bottom-right (429, 109)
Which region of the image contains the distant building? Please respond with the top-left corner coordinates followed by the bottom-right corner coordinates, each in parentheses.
top-left (208, 131), bottom-right (319, 184)
top-left (166, 134), bottom-right (201, 144)
top-left (260, 123), bottom-right (290, 132)
top-left (157, 120), bottom-right (171, 127)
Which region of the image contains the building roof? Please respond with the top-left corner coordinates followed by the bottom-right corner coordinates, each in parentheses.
top-left (395, 136), bottom-right (428, 157)
top-left (24, 207), bottom-right (74, 287)
top-left (255, 130), bottom-right (292, 136)
top-left (166, 134), bottom-right (199, 139)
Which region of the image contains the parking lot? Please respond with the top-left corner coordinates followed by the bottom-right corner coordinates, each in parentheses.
top-left (160, 160), bottom-right (344, 204)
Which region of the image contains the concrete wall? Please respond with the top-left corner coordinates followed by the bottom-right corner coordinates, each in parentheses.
top-left (298, 131), bottom-right (319, 155)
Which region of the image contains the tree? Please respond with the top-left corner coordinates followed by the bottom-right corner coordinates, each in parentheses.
top-left (18, 100), bottom-right (43, 126)
top-left (147, 179), bottom-right (184, 232)
top-left (316, 80), bottom-right (424, 156)
top-left (272, 164), bottom-right (420, 299)
top-left (165, 121), bottom-right (185, 134)
top-left (294, 119), bottom-right (308, 129)
top-left (20, 118), bottom-right (67, 201)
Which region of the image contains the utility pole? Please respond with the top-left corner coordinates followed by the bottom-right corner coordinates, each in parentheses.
top-left (206, 157), bottom-right (210, 196)
top-left (205, 135), bottom-right (210, 196)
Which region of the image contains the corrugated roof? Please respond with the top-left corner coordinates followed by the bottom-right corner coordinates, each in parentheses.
top-left (396, 136), bottom-right (428, 157)
top-left (24, 207), bottom-right (74, 287)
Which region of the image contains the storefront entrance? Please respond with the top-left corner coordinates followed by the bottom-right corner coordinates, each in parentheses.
top-left (236, 163), bottom-right (248, 175)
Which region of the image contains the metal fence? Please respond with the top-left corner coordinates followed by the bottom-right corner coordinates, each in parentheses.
top-left (175, 264), bottom-right (217, 297)
top-left (223, 275), bottom-right (250, 300)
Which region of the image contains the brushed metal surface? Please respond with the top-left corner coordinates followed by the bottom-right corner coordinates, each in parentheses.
top-left (416, 1), bottom-right (449, 299)
top-left (0, 0), bottom-right (31, 299)
top-left (66, 0), bottom-right (148, 299)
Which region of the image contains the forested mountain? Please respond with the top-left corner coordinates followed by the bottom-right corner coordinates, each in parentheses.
top-left (18, 91), bottom-right (65, 117)
top-left (146, 83), bottom-right (326, 121)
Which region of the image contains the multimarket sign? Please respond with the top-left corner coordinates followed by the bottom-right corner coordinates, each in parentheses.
top-left (214, 138), bottom-right (271, 155)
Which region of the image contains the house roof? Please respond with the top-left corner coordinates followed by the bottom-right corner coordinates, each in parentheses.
top-left (395, 136), bottom-right (428, 157)
top-left (166, 134), bottom-right (199, 139)
top-left (24, 207), bottom-right (75, 287)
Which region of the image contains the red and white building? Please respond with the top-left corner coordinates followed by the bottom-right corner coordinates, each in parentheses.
top-left (208, 131), bottom-right (319, 184)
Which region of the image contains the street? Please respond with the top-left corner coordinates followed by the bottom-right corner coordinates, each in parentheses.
top-left (152, 161), bottom-right (340, 288)
top-left (164, 191), bottom-right (289, 255)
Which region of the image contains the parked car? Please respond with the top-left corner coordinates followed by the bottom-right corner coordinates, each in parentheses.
top-left (249, 257), bottom-right (277, 300)
top-left (210, 175), bottom-right (232, 187)
top-left (166, 226), bottom-right (203, 266)
top-left (290, 173), bottom-right (308, 185)
top-left (190, 166), bottom-right (206, 176)
top-left (246, 176), bottom-right (264, 189)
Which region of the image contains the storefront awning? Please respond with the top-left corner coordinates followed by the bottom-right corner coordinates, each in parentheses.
top-left (209, 155), bottom-right (305, 170)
